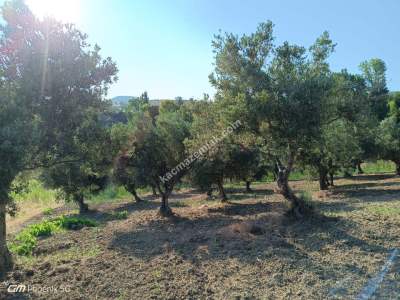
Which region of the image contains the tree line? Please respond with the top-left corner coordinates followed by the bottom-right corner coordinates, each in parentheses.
top-left (1, 0), bottom-right (399, 276)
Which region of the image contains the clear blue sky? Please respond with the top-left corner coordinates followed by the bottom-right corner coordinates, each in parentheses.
top-left (4, 0), bottom-right (400, 99)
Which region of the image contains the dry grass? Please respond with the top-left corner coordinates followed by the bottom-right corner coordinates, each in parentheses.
top-left (2, 174), bottom-right (400, 299)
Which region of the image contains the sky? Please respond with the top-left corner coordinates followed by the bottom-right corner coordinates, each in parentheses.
top-left (3, 0), bottom-right (400, 99)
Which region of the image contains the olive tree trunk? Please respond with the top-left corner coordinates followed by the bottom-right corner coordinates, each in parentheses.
top-left (206, 188), bottom-right (213, 199)
top-left (131, 188), bottom-right (142, 203)
top-left (159, 190), bottom-right (173, 216)
top-left (0, 202), bottom-right (12, 279)
top-left (217, 179), bottom-right (228, 202)
top-left (151, 185), bottom-right (158, 196)
top-left (329, 172), bottom-right (334, 186)
top-left (276, 156), bottom-right (305, 218)
top-left (395, 161), bottom-right (400, 176)
top-left (318, 167), bottom-right (329, 190)
top-left (357, 162), bottom-right (364, 174)
top-left (245, 181), bottom-right (252, 193)
top-left (74, 194), bottom-right (89, 214)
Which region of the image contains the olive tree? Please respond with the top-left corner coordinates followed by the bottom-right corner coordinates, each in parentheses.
top-left (115, 99), bottom-right (192, 216)
top-left (210, 22), bottom-right (334, 216)
top-left (377, 92), bottom-right (400, 174)
top-left (0, 0), bottom-right (117, 275)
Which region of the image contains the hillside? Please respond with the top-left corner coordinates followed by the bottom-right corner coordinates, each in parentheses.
top-left (111, 96), bottom-right (166, 108)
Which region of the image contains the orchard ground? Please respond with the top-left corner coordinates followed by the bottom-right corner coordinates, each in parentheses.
top-left (1, 169), bottom-right (400, 299)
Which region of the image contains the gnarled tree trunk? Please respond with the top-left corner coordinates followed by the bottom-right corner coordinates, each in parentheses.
top-left (329, 172), bottom-right (334, 186)
top-left (131, 189), bottom-right (142, 203)
top-left (206, 188), bottom-right (213, 199)
top-left (318, 167), bottom-right (329, 190)
top-left (127, 184), bottom-right (142, 202)
top-left (357, 162), bottom-right (364, 174)
top-left (217, 179), bottom-right (228, 202)
top-left (395, 161), bottom-right (400, 176)
top-left (328, 159), bottom-right (334, 186)
top-left (74, 194), bottom-right (89, 214)
top-left (0, 202), bottom-right (12, 279)
top-left (245, 181), bottom-right (252, 193)
top-left (159, 190), bottom-right (173, 216)
top-left (343, 170), bottom-right (352, 178)
top-left (276, 156), bottom-right (306, 218)
top-left (151, 185), bottom-right (158, 197)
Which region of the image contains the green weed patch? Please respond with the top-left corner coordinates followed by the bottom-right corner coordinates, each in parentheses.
top-left (9, 216), bottom-right (97, 256)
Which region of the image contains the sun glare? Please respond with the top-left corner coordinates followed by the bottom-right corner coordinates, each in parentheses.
top-left (26, 0), bottom-right (81, 23)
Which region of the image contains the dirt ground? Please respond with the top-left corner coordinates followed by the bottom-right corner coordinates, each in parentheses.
top-left (1, 174), bottom-right (400, 299)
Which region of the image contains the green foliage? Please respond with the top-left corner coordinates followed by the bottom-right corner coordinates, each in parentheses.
top-left (110, 210), bottom-right (128, 220)
top-left (113, 95), bottom-right (193, 213)
top-left (388, 92), bottom-right (400, 120)
top-left (361, 160), bottom-right (395, 174)
top-left (359, 58), bottom-right (389, 121)
top-left (11, 178), bottom-right (57, 205)
top-left (88, 184), bottom-right (131, 203)
top-left (376, 116), bottom-right (400, 171)
top-left (9, 216), bottom-right (97, 256)
top-left (53, 215), bottom-right (98, 230)
top-left (0, 0), bottom-right (117, 269)
top-left (42, 208), bottom-right (54, 216)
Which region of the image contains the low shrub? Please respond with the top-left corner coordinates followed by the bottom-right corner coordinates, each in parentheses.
top-left (53, 215), bottom-right (98, 230)
top-left (9, 216), bottom-right (97, 256)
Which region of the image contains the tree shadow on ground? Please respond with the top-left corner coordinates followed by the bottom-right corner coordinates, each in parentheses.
top-left (109, 202), bottom-right (388, 282)
top-left (225, 187), bottom-right (274, 195)
top-left (207, 201), bottom-right (272, 216)
top-left (333, 189), bottom-right (400, 203)
top-left (350, 174), bottom-right (396, 181)
top-left (75, 200), bottom-right (161, 224)
top-left (314, 200), bottom-right (358, 213)
top-left (337, 181), bottom-right (400, 190)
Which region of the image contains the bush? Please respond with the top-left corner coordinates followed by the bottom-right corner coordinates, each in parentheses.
top-left (10, 231), bottom-right (38, 256)
top-left (53, 215), bottom-right (98, 230)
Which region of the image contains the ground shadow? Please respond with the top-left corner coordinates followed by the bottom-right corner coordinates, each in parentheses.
top-left (337, 181), bottom-right (400, 190)
top-left (333, 188), bottom-right (400, 203)
top-left (110, 203), bottom-right (388, 284)
top-left (73, 200), bottom-right (161, 225)
top-left (350, 174), bottom-right (396, 181)
top-left (207, 201), bottom-right (272, 216)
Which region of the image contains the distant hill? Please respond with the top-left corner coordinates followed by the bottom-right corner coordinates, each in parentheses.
top-left (112, 96), bottom-right (133, 107)
top-left (112, 96), bottom-right (171, 108)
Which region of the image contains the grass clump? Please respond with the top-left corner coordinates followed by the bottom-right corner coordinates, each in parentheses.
top-left (9, 216), bottom-right (97, 256)
top-left (109, 210), bottom-right (129, 220)
top-left (362, 160), bottom-right (395, 174)
top-left (366, 205), bottom-right (400, 216)
top-left (88, 184), bottom-right (131, 204)
top-left (11, 178), bottom-right (58, 205)
top-left (43, 207), bottom-right (54, 216)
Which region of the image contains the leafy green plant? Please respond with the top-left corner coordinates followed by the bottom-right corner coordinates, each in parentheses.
top-left (9, 216), bottom-right (97, 256)
top-left (53, 215), bottom-right (98, 230)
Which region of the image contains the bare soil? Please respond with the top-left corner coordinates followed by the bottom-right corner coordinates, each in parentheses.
top-left (1, 174), bottom-right (400, 299)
